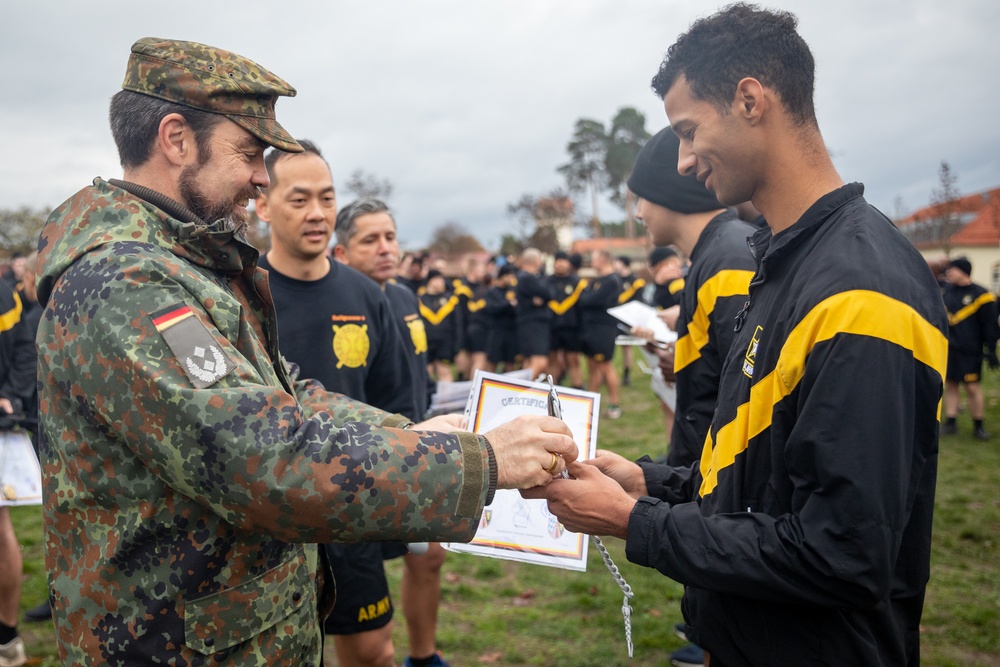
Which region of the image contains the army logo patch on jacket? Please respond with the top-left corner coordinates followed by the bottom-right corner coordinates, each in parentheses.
top-left (151, 304), bottom-right (236, 388)
top-left (743, 325), bottom-right (763, 379)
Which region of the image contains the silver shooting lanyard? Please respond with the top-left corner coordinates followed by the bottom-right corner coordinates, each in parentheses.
top-left (546, 375), bottom-right (635, 658)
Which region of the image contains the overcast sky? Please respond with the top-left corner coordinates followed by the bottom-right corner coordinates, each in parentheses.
top-left (2, 0), bottom-right (998, 249)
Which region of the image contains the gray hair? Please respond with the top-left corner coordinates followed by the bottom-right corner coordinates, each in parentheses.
top-left (592, 249), bottom-right (612, 265)
top-left (23, 251), bottom-right (38, 274)
top-left (520, 247), bottom-right (542, 266)
top-left (335, 198), bottom-right (396, 246)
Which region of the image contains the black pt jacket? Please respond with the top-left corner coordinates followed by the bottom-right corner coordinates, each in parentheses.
top-left (670, 210), bottom-right (757, 467)
top-left (627, 184), bottom-right (947, 666)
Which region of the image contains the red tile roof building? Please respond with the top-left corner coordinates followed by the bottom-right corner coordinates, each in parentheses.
top-left (896, 186), bottom-right (1000, 289)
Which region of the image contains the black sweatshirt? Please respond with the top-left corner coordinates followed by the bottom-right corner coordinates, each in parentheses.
top-left (515, 270), bottom-right (554, 325)
top-left (547, 273), bottom-right (587, 331)
top-left (260, 256), bottom-right (414, 419)
top-left (942, 282), bottom-right (999, 356)
top-left (578, 272), bottom-right (622, 328)
top-left (0, 287), bottom-right (36, 427)
top-left (385, 281), bottom-right (432, 420)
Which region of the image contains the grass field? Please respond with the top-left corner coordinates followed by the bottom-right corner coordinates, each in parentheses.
top-left (8, 361), bottom-right (1000, 666)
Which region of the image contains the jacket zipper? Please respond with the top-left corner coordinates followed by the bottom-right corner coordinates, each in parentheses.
top-left (734, 236), bottom-right (764, 333)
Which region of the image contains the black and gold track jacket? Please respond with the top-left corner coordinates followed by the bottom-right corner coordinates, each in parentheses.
top-left (942, 281), bottom-right (999, 357)
top-left (548, 273), bottom-right (587, 331)
top-left (669, 210), bottom-right (756, 467)
top-left (627, 184), bottom-right (948, 666)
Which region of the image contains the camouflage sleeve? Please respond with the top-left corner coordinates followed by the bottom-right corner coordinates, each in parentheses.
top-left (43, 248), bottom-right (487, 543)
top-left (283, 357), bottom-right (412, 428)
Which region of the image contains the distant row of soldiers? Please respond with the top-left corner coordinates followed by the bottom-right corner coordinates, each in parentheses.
top-left (402, 245), bottom-right (687, 405)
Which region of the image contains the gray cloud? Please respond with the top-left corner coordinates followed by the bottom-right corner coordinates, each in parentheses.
top-left (1, 0), bottom-right (997, 246)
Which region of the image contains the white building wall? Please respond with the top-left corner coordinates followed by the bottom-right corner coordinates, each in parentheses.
top-left (917, 245), bottom-right (1000, 291)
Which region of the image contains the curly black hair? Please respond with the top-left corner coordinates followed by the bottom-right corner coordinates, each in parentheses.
top-left (651, 3), bottom-right (817, 127)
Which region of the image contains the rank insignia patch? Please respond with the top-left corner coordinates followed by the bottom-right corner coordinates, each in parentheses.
top-left (150, 304), bottom-right (236, 388)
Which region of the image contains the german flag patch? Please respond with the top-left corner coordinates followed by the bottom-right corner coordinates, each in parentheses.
top-left (150, 303), bottom-right (235, 389)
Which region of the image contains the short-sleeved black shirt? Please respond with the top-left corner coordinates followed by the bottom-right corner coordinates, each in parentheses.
top-left (259, 255), bottom-right (414, 418)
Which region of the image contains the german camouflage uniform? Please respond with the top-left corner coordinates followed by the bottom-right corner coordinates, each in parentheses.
top-left (36, 178), bottom-right (494, 666)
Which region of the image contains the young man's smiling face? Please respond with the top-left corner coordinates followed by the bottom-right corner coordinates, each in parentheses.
top-left (664, 75), bottom-right (760, 207)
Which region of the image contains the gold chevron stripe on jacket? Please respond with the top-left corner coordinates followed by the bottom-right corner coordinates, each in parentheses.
top-left (617, 278), bottom-right (647, 304)
top-left (548, 279), bottom-right (587, 315)
top-left (420, 295), bottom-right (461, 325)
top-left (698, 289), bottom-right (948, 498)
top-left (948, 291), bottom-right (995, 326)
top-left (0, 291), bottom-right (22, 333)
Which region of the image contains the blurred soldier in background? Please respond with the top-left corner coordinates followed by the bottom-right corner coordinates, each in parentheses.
top-left (941, 256), bottom-right (999, 440)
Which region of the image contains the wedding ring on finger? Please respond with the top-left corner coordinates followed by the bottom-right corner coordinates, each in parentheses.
top-left (545, 452), bottom-right (560, 474)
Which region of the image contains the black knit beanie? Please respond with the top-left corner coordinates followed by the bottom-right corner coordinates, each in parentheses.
top-left (648, 246), bottom-right (678, 267)
top-left (948, 256), bottom-right (972, 277)
top-left (627, 127), bottom-right (723, 213)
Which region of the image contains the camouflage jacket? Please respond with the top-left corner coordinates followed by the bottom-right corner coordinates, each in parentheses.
top-left (36, 178), bottom-right (492, 666)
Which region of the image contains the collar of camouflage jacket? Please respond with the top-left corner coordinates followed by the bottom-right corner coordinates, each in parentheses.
top-left (36, 177), bottom-right (260, 308)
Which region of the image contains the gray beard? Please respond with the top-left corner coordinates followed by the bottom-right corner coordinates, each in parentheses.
top-left (178, 165), bottom-right (254, 235)
top-left (216, 215), bottom-right (246, 235)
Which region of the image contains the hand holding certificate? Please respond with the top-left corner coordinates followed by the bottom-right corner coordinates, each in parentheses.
top-left (446, 372), bottom-right (638, 657)
top-left (413, 410), bottom-right (577, 488)
top-left (445, 371), bottom-right (600, 571)
top-left (484, 415), bottom-right (576, 487)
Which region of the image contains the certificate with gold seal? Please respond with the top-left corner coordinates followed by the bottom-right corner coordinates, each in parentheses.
top-left (445, 371), bottom-right (599, 571)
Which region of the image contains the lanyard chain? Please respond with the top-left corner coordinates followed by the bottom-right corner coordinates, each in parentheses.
top-left (591, 533), bottom-right (634, 657)
top-left (546, 375), bottom-right (635, 659)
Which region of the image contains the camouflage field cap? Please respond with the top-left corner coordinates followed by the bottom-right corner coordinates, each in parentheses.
top-left (122, 37), bottom-right (303, 153)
